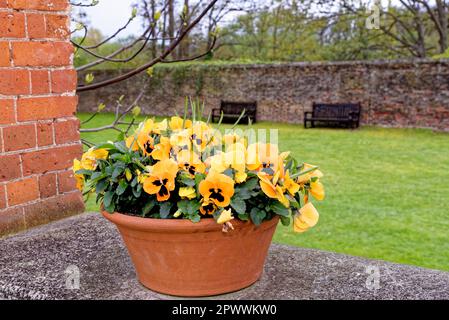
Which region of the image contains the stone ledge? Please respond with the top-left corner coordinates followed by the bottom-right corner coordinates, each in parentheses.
top-left (0, 212), bottom-right (448, 300)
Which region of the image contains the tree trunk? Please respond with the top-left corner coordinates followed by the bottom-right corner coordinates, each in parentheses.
top-left (178, 0), bottom-right (190, 59)
top-left (436, 0), bottom-right (448, 53)
top-left (150, 0), bottom-right (157, 58)
top-left (168, 0), bottom-right (176, 58)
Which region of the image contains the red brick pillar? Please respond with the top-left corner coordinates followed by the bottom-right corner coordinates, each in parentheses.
top-left (0, 0), bottom-right (84, 237)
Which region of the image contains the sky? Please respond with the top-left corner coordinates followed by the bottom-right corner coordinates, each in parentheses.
top-left (75, 0), bottom-right (141, 37)
top-left (74, 0), bottom-right (402, 38)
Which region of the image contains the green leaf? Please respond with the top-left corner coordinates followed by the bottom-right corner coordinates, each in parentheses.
top-left (112, 165), bottom-right (125, 179)
top-left (103, 191), bottom-right (114, 209)
top-left (75, 169), bottom-right (92, 176)
top-left (95, 179), bottom-right (108, 194)
top-left (189, 213), bottom-right (201, 223)
top-left (223, 168), bottom-right (234, 178)
top-left (142, 199), bottom-right (156, 216)
top-left (238, 213), bottom-right (250, 221)
top-left (179, 174), bottom-right (195, 187)
top-left (280, 215), bottom-right (291, 226)
top-left (132, 184), bottom-right (142, 198)
top-left (178, 199), bottom-right (200, 215)
top-left (85, 73), bottom-right (94, 84)
top-left (195, 173), bottom-right (206, 196)
top-left (132, 106), bottom-right (141, 117)
top-left (177, 200), bottom-right (189, 214)
top-left (270, 201), bottom-right (290, 217)
top-left (231, 198), bottom-right (246, 215)
top-left (95, 142), bottom-right (116, 150)
top-left (116, 180), bottom-right (128, 196)
top-left (159, 202), bottom-right (172, 219)
top-left (235, 178), bottom-right (259, 200)
top-left (130, 176), bottom-right (138, 187)
top-left (114, 141), bottom-right (129, 153)
top-left (97, 103), bottom-right (106, 112)
top-left (250, 207), bottom-right (266, 226)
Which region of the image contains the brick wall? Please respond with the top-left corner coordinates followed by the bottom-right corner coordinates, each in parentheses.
top-left (78, 59), bottom-right (449, 131)
top-left (0, 0), bottom-right (84, 237)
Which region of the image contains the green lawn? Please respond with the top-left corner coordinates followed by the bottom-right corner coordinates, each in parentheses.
top-left (78, 112), bottom-right (449, 271)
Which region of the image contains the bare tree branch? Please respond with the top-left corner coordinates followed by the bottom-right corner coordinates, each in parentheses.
top-left (76, 0), bottom-right (219, 92)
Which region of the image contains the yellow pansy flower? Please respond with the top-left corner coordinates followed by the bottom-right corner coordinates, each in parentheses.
top-left (125, 135), bottom-right (140, 152)
top-left (297, 163), bottom-right (323, 184)
top-left (246, 143), bottom-right (281, 175)
top-left (179, 187), bottom-right (196, 200)
top-left (177, 149), bottom-right (206, 176)
top-left (209, 145), bottom-right (247, 183)
top-left (310, 180), bottom-right (325, 201)
top-left (73, 159), bottom-right (84, 191)
top-left (80, 147), bottom-right (109, 170)
top-left (257, 172), bottom-right (290, 208)
top-left (151, 136), bottom-right (172, 161)
top-left (199, 172), bottom-right (235, 207)
top-left (169, 116), bottom-right (192, 131)
top-left (293, 202), bottom-right (319, 233)
top-left (137, 132), bottom-right (155, 156)
top-left (200, 199), bottom-right (217, 215)
top-left (143, 159), bottom-right (178, 201)
top-left (154, 119), bottom-right (168, 133)
top-left (283, 171), bottom-right (300, 196)
top-left (188, 122), bottom-right (214, 152)
top-left (223, 133), bottom-right (246, 149)
top-left (217, 209), bottom-right (234, 224)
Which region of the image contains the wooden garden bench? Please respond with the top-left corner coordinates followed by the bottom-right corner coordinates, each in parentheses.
top-left (304, 103), bottom-right (361, 129)
top-left (212, 101), bottom-right (257, 124)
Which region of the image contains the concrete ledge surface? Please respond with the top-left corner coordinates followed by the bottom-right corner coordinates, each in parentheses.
top-left (1, 212), bottom-right (448, 300)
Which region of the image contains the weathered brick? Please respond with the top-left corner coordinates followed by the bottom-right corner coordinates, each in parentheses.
top-left (0, 207), bottom-right (25, 237)
top-left (45, 14), bottom-right (69, 39)
top-left (0, 12), bottom-right (25, 38)
top-left (36, 122), bottom-right (53, 146)
top-left (8, 0), bottom-right (69, 11)
top-left (0, 99), bottom-right (15, 125)
top-left (0, 42), bottom-right (10, 67)
top-left (0, 155), bottom-right (21, 183)
top-left (57, 169), bottom-right (77, 193)
top-left (0, 69), bottom-right (30, 95)
top-left (39, 173), bottom-right (57, 198)
top-left (23, 192), bottom-right (84, 230)
top-left (0, 0), bottom-right (7, 7)
top-left (27, 13), bottom-right (69, 39)
top-left (22, 144), bottom-right (82, 175)
top-left (26, 13), bottom-right (46, 39)
top-left (12, 41), bottom-right (73, 67)
top-left (0, 185), bottom-right (6, 209)
top-left (30, 70), bottom-right (50, 94)
top-left (6, 176), bottom-right (39, 206)
top-left (3, 123), bottom-right (36, 152)
top-left (54, 118), bottom-right (80, 144)
top-left (17, 96), bottom-right (78, 121)
top-left (51, 69), bottom-right (77, 93)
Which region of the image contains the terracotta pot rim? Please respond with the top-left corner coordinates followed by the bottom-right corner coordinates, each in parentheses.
top-left (101, 210), bottom-right (279, 234)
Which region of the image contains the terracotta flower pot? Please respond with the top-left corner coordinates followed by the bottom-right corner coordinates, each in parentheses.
top-left (102, 211), bottom-right (279, 297)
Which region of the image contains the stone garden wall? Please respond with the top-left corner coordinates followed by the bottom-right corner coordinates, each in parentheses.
top-left (0, 0), bottom-right (84, 237)
top-left (78, 59), bottom-right (449, 131)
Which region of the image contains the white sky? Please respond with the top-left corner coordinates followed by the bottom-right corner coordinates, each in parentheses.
top-left (73, 0), bottom-right (406, 38)
top-left (74, 0), bottom-right (141, 37)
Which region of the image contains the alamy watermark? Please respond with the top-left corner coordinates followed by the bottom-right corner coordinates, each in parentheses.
top-left (365, 265), bottom-right (381, 290)
top-left (65, 264), bottom-right (80, 290)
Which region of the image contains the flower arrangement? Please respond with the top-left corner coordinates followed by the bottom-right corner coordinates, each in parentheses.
top-left (74, 112), bottom-right (325, 233)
